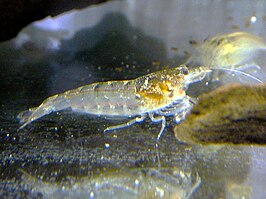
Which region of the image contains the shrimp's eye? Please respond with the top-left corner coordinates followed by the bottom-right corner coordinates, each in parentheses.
top-left (181, 67), bottom-right (189, 75)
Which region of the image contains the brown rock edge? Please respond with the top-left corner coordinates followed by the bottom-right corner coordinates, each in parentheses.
top-left (174, 83), bottom-right (266, 145)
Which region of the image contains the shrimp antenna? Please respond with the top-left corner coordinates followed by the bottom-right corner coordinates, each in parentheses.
top-left (211, 68), bottom-right (263, 83)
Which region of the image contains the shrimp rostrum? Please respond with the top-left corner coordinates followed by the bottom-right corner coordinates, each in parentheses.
top-left (18, 65), bottom-right (211, 140)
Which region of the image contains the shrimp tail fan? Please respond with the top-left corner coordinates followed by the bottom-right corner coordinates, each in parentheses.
top-left (17, 108), bottom-right (37, 129)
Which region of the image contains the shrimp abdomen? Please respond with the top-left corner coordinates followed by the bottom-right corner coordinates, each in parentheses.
top-left (69, 80), bottom-right (143, 116)
top-left (17, 80), bottom-right (143, 129)
top-left (17, 93), bottom-right (71, 129)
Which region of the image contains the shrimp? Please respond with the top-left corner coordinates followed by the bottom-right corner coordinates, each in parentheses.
top-left (200, 32), bottom-right (266, 69)
top-left (198, 32), bottom-right (266, 69)
top-left (186, 32), bottom-right (266, 82)
top-left (17, 65), bottom-right (211, 140)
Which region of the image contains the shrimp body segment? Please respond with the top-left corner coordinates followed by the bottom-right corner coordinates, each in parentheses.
top-left (18, 65), bottom-right (211, 139)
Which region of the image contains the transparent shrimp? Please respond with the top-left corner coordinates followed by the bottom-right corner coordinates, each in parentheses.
top-left (186, 32), bottom-right (266, 76)
top-left (186, 32), bottom-right (266, 82)
top-left (17, 65), bottom-right (211, 140)
top-left (197, 32), bottom-right (266, 69)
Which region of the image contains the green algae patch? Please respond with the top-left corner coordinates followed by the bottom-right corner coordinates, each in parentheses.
top-left (174, 83), bottom-right (266, 145)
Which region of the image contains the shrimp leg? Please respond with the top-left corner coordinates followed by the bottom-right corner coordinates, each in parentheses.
top-left (148, 113), bottom-right (166, 140)
top-left (174, 111), bottom-right (187, 123)
top-left (103, 114), bottom-right (147, 133)
top-left (174, 96), bottom-right (193, 123)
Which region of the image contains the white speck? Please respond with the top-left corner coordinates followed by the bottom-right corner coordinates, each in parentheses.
top-left (90, 192), bottom-right (94, 198)
top-left (110, 104), bottom-right (115, 110)
top-left (113, 135), bottom-right (117, 138)
top-left (123, 81), bottom-right (129, 87)
top-left (205, 81), bottom-right (209, 86)
top-left (250, 16), bottom-right (257, 23)
top-left (179, 171), bottom-right (185, 178)
top-left (144, 78), bottom-right (149, 87)
top-left (97, 105), bottom-right (101, 109)
top-left (155, 187), bottom-right (164, 197)
top-left (43, 107), bottom-right (51, 112)
top-left (104, 95), bottom-right (109, 99)
top-left (134, 179), bottom-right (140, 186)
top-left (105, 143), bottom-right (110, 148)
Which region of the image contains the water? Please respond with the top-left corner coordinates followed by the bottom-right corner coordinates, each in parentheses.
top-left (0, 0), bottom-right (266, 198)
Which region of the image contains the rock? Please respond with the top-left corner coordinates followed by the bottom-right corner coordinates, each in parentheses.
top-left (0, 0), bottom-right (109, 42)
top-left (174, 83), bottom-right (266, 145)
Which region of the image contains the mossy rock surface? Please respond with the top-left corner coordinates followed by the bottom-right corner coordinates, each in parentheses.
top-left (174, 83), bottom-right (266, 145)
